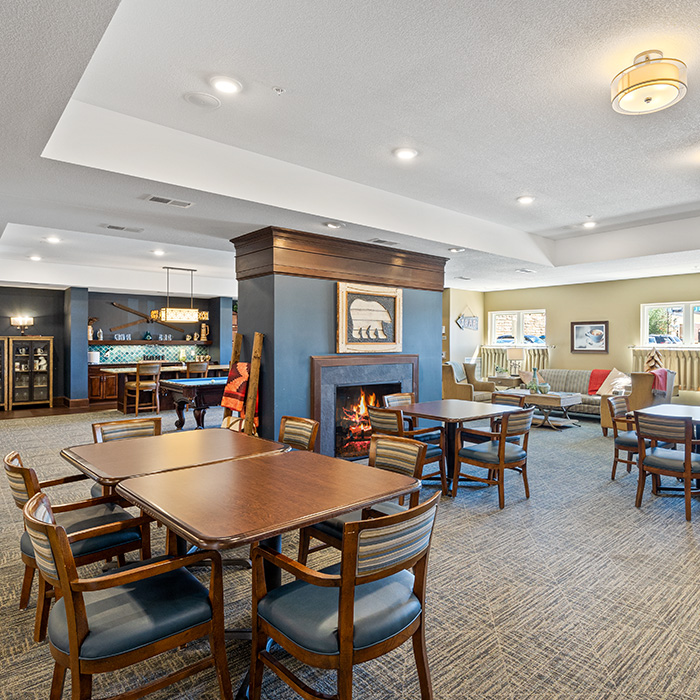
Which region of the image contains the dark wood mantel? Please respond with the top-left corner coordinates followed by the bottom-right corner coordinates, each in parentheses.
top-left (231, 227), bottom-right (446, 292)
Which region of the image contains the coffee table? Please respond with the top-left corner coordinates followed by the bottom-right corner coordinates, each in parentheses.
top-left (499, 390), bottom-right (582, 430)
top-left (489, 375), bottom-right (523, 389)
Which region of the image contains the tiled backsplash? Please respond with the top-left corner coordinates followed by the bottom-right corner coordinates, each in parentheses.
top-left (89, 344), bottom-right (211, 364)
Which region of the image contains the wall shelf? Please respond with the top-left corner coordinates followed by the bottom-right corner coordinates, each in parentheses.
top-left (89, 340), bottom-right (212, 346)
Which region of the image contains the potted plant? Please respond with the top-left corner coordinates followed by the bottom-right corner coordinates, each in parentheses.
top-left (494, 365), bottom-right (509, 378)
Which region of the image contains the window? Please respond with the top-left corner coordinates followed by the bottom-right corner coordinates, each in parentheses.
top-left (489, 310), bottom-right (546, 345)
top-left (642, 302), bottom-right (700, 345)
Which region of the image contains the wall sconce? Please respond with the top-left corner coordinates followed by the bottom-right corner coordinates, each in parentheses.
top-left (506, 347), bottom-right (525, 376)
top-left (11, 316), bottom-right (34, 335)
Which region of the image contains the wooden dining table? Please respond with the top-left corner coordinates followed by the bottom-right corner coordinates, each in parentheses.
top-left (60, 428), bottom-right (288, 487)
top-left (400, 399), bottom-right (523, 490)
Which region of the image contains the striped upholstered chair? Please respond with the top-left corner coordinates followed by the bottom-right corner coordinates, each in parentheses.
top-left (251, 491), bottom-right (440, 700)
top-left (3, 452), bottom-right (151, 642)
top-left (89, 417), bottom-right (162, 497)
top-left (278, 416), bottom-right (319, 451)
top-left (453, 407), bottom-right (535, 507)
top-left (607, 396), bottom-right (646, 480)
top-left (367, 406), bottom-right (447, 494)
top-left (297, 434), bottom-right (428, 564)
top-left (634, 412), bottom-right (700, 521)
top-left (23, 492), bottom-right (232, 700)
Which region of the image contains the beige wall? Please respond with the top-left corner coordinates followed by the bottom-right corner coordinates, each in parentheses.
top-left (442, 288), bottom-right (485, 363)
top-left (483, 272), bottom-right (700, 372)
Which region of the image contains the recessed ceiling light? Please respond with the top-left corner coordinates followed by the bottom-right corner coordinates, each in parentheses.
top-left (45, 236), bottom-right (61, 244)
top-left (449, 247), bottom-right (466, 253)
top-left (517, 195), bottom-right (535, 205)
top-left (583, 220), bottom-right (597, 229)
top-left (324, 221), bottom-right (345, 229)
top-left (153, 249), bottom-right (165, 256)
top-left (183, 92), bottom-right (221, 110)
top-left (209, 76), bottom-right (243, 94)
top-left (516, 268), bottom-right (536, 274)
top-left (30, 255), bottom-right (41, 261)
top-left (392, 147), bottom-right (419, 160)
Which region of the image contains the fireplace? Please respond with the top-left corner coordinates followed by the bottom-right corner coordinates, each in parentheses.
top-left (311, 354), bottom-right (419, 457)
top-left (335, 382), bottom-right (401, 459)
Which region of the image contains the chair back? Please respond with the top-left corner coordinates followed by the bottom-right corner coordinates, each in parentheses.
top-left (278, 416), bottom-right (319, 451)
top-left (634, 412), bottom-right (692, 446)
top-left (3, 451), bottom-right (40, 511)
top-left (92, 417), bottom-right (162, 443)
top-left (369, 434), bottom-right (426, 478)
top-left (186, 361), bottom-right (209, 378)
top-left (382, 392), bottom-right (415, 408)
top-left (492, 392), bottom-right (526, 407)
top-left (503, 407), bottom-right (535, 437)
top-left (607, 395), bottom-right (630, 419)
top-left (22, 492), bottom-right (68, 588)
top-left (136, 362), bottom-right (161, 382)
top-left (343, 491), bottom-right (440, 581)
top-left (367, 406), bottom-right (404, 436)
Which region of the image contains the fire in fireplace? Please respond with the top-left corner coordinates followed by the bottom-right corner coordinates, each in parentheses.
top-left (335, 382), bottom-right (401, 459)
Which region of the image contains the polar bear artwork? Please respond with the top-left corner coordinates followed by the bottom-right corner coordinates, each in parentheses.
top-left (349, 299), bottom-right (391, 340)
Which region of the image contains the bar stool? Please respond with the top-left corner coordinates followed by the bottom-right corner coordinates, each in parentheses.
top-left (124, 362), bottom-right (161, 416)
top-left (186, 360), bottom-right (209, 378)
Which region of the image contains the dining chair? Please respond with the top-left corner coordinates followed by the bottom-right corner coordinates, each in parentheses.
top-left (186, 360), bottom-right (209, 378)
top-left (453, 407), bottom-right (535, 507)
top-left (606, 396), bottom-right (645, 480)
top-left (3, 451), bottom-right (151, 642)
top-left (23, 491), bottom-right (232, 700)
top-left (89, 417), bottom-right (163, 497)
top-left (251, 491), bottom-right (440, 700)
top-left (634, 412), bottom-right (700, 521)
top-left (297, 434), bottom-right (427, 564)
top-left (124, 362), bottom-right (161, 416)
top-left (367, 406), bottom-right (447, 494)
top-left (382, 391), bottom-right (417, 430)
top-left (278, 415), bottom-right (319, 451)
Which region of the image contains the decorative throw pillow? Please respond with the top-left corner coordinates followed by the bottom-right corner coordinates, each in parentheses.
top-left (596, 368), bottom-right (631, 395)
top-left (519, 370), bottom-right (544, 385)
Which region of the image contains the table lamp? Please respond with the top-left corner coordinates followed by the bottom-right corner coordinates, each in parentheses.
top-left (507, 347), bottom-right (525, 376)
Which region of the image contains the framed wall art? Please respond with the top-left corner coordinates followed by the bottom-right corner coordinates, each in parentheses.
top-left (337, 282), bottom-right (403, 353)
top-left (571, 321), bottom-right (609, 353)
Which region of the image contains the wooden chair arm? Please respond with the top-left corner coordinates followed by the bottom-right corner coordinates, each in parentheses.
top-left (66, 514), bottom-right (153, 543)
top-left (72, 550), bottom-right (219, 591)
top-left (456, 427), bottom-right (497, 440)
top-left (39, 473), bottom-right (89, 488)
top-left (52, 494), bottom-right (133, 513)
top-left (254, 544), bottom-right (340, 587)
top-left (406, 426), bottom-right (443, 438)
top-left (612, 416), bottom-right (634, 429)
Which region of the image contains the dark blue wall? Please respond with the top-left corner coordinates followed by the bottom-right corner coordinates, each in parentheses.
top-left (209, 297), bottom-right (234, 366)
top-left (64, 288), bottom-right (88, 400)
top-left (239, 274), bottom-right (442, 441)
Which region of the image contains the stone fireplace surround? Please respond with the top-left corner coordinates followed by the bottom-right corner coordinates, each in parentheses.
top-left (311, 354), bottom-right (419, 456)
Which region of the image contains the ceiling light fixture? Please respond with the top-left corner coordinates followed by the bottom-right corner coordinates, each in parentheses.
top-left (583, 220), bottom-right (597, 229)
top-left (392, 147), bottom-right (419, 160)
top-left (209, 75), bottom-right (243, 94)
top-left (517, 195), bottom-right (535, 205)
top-left (156, 267), bottom-right (201, 324)
top-left (153, 249), bottom-right (165, 256)
top-left (324, 221), bottom-right (344, 229)
top-left (449, 247), bottom-right (466, 253)
top-left (29, 255), bottom-right (41, 261)
top-left (45, 236), bottom-right (61, 244)
top-left (611, 50), bottom-right (687, 115)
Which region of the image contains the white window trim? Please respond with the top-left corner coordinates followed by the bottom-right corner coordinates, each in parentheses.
top-left (488, 309), bottom-right (546, 346)
top-left (640, 301), bottom-right (700, 346)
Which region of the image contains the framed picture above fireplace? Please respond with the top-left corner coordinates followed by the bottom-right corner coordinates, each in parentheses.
top-left (337, 282), bottom-right (403, 353)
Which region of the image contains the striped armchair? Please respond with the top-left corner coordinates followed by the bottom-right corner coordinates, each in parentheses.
top-left (278, 416), bottom-right (319, 451)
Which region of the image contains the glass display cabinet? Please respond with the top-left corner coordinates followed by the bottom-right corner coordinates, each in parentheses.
top-left (8, 336), bottom-right (53, 409)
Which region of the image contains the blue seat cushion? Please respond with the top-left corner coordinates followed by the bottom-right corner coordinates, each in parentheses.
top-left (458, 441), bottom-right (526, 465)
top-left (424, 444), bottom-right (443, 460)
top-left (415, 430), bottom-right (441, 444)
top-left (21, 503), bottom-right (140, 560)
top-left (642, 447), bottom-right (700, 474)
top-left (615, 431), bottom-right (648, 449)
top-left (48, 558), bottom-right (212, 660)
top-left (312, 502), bottom-right (406, 539)
top-left (257, 563), bottom-right (421, 655)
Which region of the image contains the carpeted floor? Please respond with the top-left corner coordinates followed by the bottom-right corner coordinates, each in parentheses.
top-left (2, 409), bottom-right (700, 699)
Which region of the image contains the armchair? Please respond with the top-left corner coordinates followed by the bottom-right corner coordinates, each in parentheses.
top-left (442, 361), bottom-right (495, 402)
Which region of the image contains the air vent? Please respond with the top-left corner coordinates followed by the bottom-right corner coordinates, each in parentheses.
top-left (101, 224), bottom-right (145, 233)
top-left (146, 195), bottom-right (194, 208)
top-left (515, 268), bottom-right (536, 274)
top-left (456, 276), bottom-right (472, 281)
top-left (367, 238), bottom-right (398, 246)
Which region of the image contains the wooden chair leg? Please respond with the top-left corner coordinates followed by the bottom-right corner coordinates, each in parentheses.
top-left (34, 575), bottom-right (52, 643)
top-left (497, 472), bottom-right (505, 510)
top-left (438, 454), bottom-right (447, 495)
top-left (626, 452), bottom-right (634, 473)
top-left (50, 663), bottom-right (66, 700)
top-left (451, 462), bottom-right (460, 497)
top-left (140, 520), bottom-right (151, 560)
top-left (521, 463), bottom-right (530, 499)
top-left (71, 671), bottom-right (92, 700)
top-left (155, 387), bottom-right (160, 413)
top-left (685, 477), bottom-right (692, 522)
top-left (412, 622), bottom-right (433, 700)
top-left (134, 390), bottom-right (139, 417)
top-left (298, 528), bottom-right (311, 565)
top-left (336, 658), bottom-right (354, 700)
top-left (611, 447), bottom-right (619, 481)
top-left (19, 563), bottom-right (35, 609)
top-left (635, 468), bottom-right (647, 508)
top-left (249, 625), bottom-right (267, 700)
top-left (116, 553), bottom-right (126, 567)
top-left (209, 629), bottom-right (233, 700)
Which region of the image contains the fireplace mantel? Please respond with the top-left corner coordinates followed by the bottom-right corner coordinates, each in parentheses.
top-left (310, 354), bottom-right (419, 456)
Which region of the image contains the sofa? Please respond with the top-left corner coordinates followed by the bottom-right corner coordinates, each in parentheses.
top-left (442, 361), bottom-right (495, 402)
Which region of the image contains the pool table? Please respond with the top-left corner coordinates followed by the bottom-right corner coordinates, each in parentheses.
top-left (159, 377), bottom-right (228, 430)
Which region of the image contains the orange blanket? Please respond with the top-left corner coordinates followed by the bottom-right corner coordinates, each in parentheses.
top-left (222, 362), bottom-right (258, 422)
top-left (650, 368), bottom-right (668, 393)
top-left (588, 369), bottom-right (610, 395)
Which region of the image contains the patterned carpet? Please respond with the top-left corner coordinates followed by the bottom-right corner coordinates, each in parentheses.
top-left (2, 408), bottom-right (700, 699)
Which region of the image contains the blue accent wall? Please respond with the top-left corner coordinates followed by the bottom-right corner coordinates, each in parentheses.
top-left (238, 274), bottom-right (442, 441)
top-left (64, 287), bottom-right (88, 400)
top-left (209, 297), bottom-right (233, 366)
